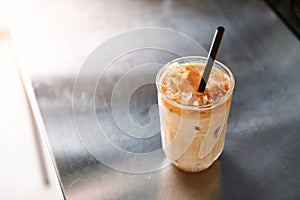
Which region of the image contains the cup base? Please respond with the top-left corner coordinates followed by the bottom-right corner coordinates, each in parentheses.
top-left (171, 149), bottom-right (223, 172)
top-left (172, 161), bottom-right (214, 172)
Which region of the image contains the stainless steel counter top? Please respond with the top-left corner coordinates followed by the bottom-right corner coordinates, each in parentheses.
top-left (15, 0), bottom-right (300, 199)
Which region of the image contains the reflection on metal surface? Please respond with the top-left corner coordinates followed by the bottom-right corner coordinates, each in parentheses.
top-left (54, 160), bottom-right (221, 200)
top-left (13, 0), bottom-right (300, 199)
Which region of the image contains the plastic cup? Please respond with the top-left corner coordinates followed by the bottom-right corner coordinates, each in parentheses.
top-left (156, 56), bottom-right (235, 172)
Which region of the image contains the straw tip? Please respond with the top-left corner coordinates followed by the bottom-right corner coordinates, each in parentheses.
top-left (217, 26), bottom-right (225, 33)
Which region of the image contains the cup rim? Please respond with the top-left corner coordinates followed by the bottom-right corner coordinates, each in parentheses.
top-left (156, 56), bottom-right (235, 110)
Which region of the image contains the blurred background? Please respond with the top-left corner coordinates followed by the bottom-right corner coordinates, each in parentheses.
top-left (0, 28), bottom-right (63, 199)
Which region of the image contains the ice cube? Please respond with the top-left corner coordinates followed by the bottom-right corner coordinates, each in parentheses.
top-left (179, 91), bottom-right (193, 104)
top-left (193, 100), bottom-right (199, 106)
top-left (163, 66), bottom-right (198, 105)
top-left (163, 72), bottom-right (182, 98)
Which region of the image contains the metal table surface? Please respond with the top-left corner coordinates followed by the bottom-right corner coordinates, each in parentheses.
top-left (11, 0), bottom-right (300, 199)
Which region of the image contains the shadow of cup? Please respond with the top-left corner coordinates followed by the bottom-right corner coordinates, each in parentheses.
top-left (159, 161), bottom-right (221, 200)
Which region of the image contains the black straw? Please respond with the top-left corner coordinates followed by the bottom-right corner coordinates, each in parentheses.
top-left (198, 26), bottom-right (225, 93)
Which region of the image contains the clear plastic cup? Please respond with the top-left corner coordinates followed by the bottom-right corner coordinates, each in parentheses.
top-left (156, 56), bottom-right (235, 172)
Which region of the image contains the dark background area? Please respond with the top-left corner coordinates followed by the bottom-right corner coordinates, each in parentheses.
top-left (266, 0), bottom-right (300, 39)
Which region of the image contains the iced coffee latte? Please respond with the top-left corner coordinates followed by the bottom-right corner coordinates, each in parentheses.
top-left (156, 56), bottom-right (235, 172)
